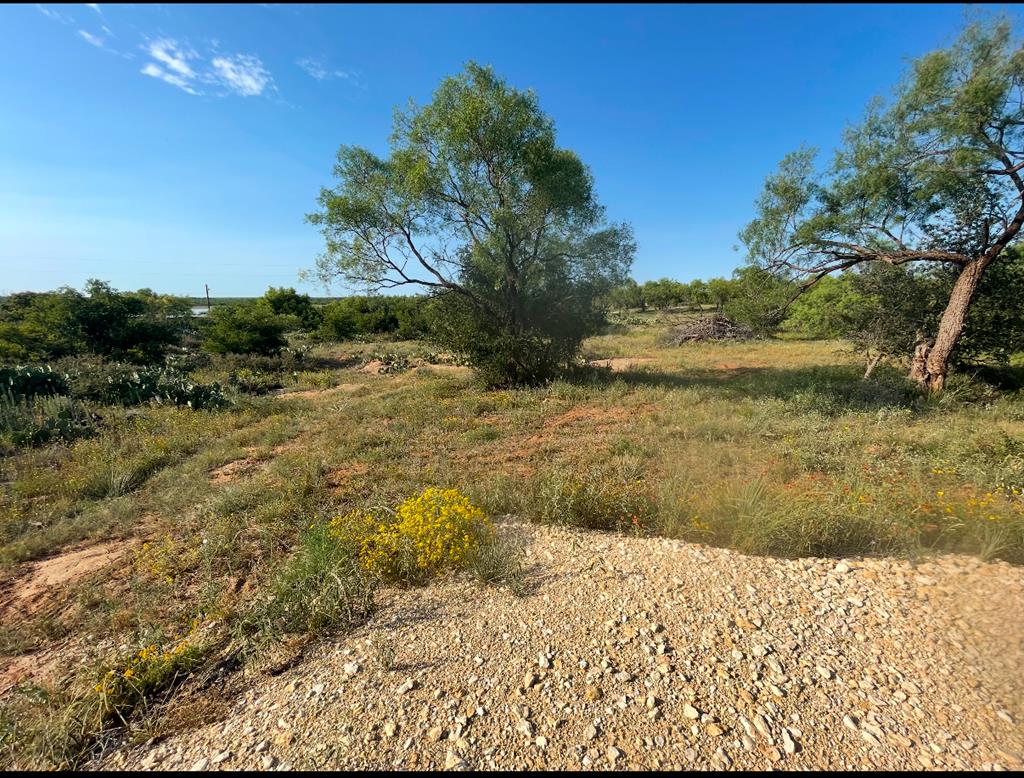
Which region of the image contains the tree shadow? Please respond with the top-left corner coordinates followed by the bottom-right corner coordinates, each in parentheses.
top-left (563, 363), bottom-right (922, 416)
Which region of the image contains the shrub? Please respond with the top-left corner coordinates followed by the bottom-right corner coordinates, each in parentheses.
top-left (317, 296), bottom-right (431, 342)
top-left (318, 300), bottom-right (358, 341)
top-left (331, 487), bottom-right (493, 584)
top-left (262, 287), bottom-right (322, 332)
top-left (92, 634), bottom-right (207, 725)
top-left (65, 363), bottom-right (227, 410)
top-left (203, 302), bottom-right (288, 356)
top-left (0, 281), bottom-right (191, 364)
top-left (227, 367), bottom-right (283, 395)
top-left (464, 528), bottom-right (527, 592)
top-left (427, 290), bottom-right (606, 387)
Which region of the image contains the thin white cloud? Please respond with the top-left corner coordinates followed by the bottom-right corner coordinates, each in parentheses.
top-left (36, 4), bottom-right (74, 24)
top-left (147, 39), bottom-right (197, 79)
top-left (85, 3), bottom-right (102, 15)
top-left (77, 29), bottom-right (104, 48)
top-left (211, 54), bottom-right (273, 97)
top-left (141, 62), bottom-right (199, 95)
top-left (297, 56), bottom-right (362, 87)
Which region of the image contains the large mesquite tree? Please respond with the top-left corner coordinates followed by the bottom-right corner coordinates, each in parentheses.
top-left (741, 20), bottom-right (1024, 392)
top-left (307, 63), bottom-right (634, 385)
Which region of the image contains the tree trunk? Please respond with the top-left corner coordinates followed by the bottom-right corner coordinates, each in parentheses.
top-left (915, 258), bottom-right (987, 393)
top-left (863, 352), bottom-right (882, 380)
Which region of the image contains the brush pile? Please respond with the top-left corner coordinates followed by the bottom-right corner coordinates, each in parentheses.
top-left (664, 314), bottom-right (754, 344)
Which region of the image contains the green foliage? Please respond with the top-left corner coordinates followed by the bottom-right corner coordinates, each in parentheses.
top-left (262, 287), bottom-right (322, 332)
top-left (956, 245), bottom-right (1024, 365)
top-left (741, 18), bottom-right (1024, 378)
top-left (84, 366), bottom-right (227, 410)
top-left (604, 279), bottom-right (646, 311)
top-left (427, 287), bottom-right (605, 386)
top-left (0, 365), bottom-right (70, 400)
top-left (723, 266), bottom-right (798, 337)
top-left (785, 250), bottom-right (1024, 369)
top-left (227, 367), bottom-right (283, 395)
top-left (318, 296), bottom-right (430, 341)
top-left (0, 281), bottom-right (190, 364)
top-left (528, 465), bottom-right (658, 534)
top-left (641, 278), bottom-right (690, 309)
top-left (706, 277), bottom-right (734, 310)
top-left (308, 62), bottom-right (634, 384)
top-left (785, 274), bottom-right (871, 339)
top-left (203, 301), bottom-right (288, 356)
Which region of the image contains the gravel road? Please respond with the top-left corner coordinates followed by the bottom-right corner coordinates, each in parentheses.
top-left (99, 522), bottom-right (1024, 771)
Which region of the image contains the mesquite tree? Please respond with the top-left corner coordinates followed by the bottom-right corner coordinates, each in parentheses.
top-left (307, 63), bottom-right (634, 385)
top-left (741, 20), bottom-right (1024, 392)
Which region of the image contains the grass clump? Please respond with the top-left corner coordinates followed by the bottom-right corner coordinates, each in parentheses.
top-left (528, 465), bottom-right (658, 534)
top-left (240, 523), bottom-right (376, 641)
top-left (464, 528), bottom-right (527, 593)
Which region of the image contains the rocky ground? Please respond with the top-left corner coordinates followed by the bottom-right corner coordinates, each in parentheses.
top-left (98, 522), bottom-right (1024, 771)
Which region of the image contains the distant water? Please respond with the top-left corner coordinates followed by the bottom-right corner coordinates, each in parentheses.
top-left (190, 306), bottom-right (212, 317)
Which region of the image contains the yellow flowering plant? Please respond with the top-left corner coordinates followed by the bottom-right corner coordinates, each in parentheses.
top-left (93, 632), bottom-right (205, 721)
top-left (331, 488), bottom-right (492, 584)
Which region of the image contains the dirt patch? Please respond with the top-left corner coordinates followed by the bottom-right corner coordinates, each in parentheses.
top-left (359, 360), bottom-right (385, 374)
top-left (209, 454), bottom-right (261, 484)
top-left (0, 644), bottom-right (64, 695)
top-left (326, 463), bottom-right (370, 495)
top-left (277, 384), bottom-right (362, 400)
top-left (413, 364), bottom-right (473, 377)
top-left (588, 357), bottom-right (656, 372)
top-left (0, 541), bottom-right (129, 623)
top-left (542, 404), bottom-right (633, 431)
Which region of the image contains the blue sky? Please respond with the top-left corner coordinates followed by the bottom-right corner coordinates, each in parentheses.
top-left (2, 3), bottom-right (1021, 297)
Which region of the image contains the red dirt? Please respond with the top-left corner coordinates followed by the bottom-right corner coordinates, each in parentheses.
top-left (0, 541), bottom-right (129, 623)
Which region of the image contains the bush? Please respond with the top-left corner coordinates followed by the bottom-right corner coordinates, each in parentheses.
top-left (317, 296), bottom-right (431, 342)
top-left (464, 528), bottom-right (527, 592)
top-left (427, 290), bottom-right (605, 387)
top-left (62, 362), bottom-right (227, 410)
top-left (0, 392), bottom-right (97, 453)
top-left (331, 487), bottom-right (493, 584)
top-left (318, 300), bottom-right (358, 341)
top-left (203, 302), bottom-right (288, 356)
top-left (262, 287), bottom-right (322, 332)
top-left (226, 367), bottom-right (283, 395)
top-left (722, 266), bottom-right (797, 337)
top-left (0, 281), bottom-right (191, 364)
top-left (92, 634), bottom-right (207, 725)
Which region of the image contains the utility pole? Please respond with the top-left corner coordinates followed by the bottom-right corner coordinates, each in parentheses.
top-left (205, 283), bottom-right (212, 315)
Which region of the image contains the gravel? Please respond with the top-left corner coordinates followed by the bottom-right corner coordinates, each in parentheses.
top-left (97, 522), bottom-right (1024, 771)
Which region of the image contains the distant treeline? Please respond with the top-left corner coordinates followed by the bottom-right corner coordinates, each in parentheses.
top-left (0, 282), bottom-right (434, 362)
top-left (184, 296), bottom-right (345, 307)
top-left (3, 263), bottom-right (1022, 374)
